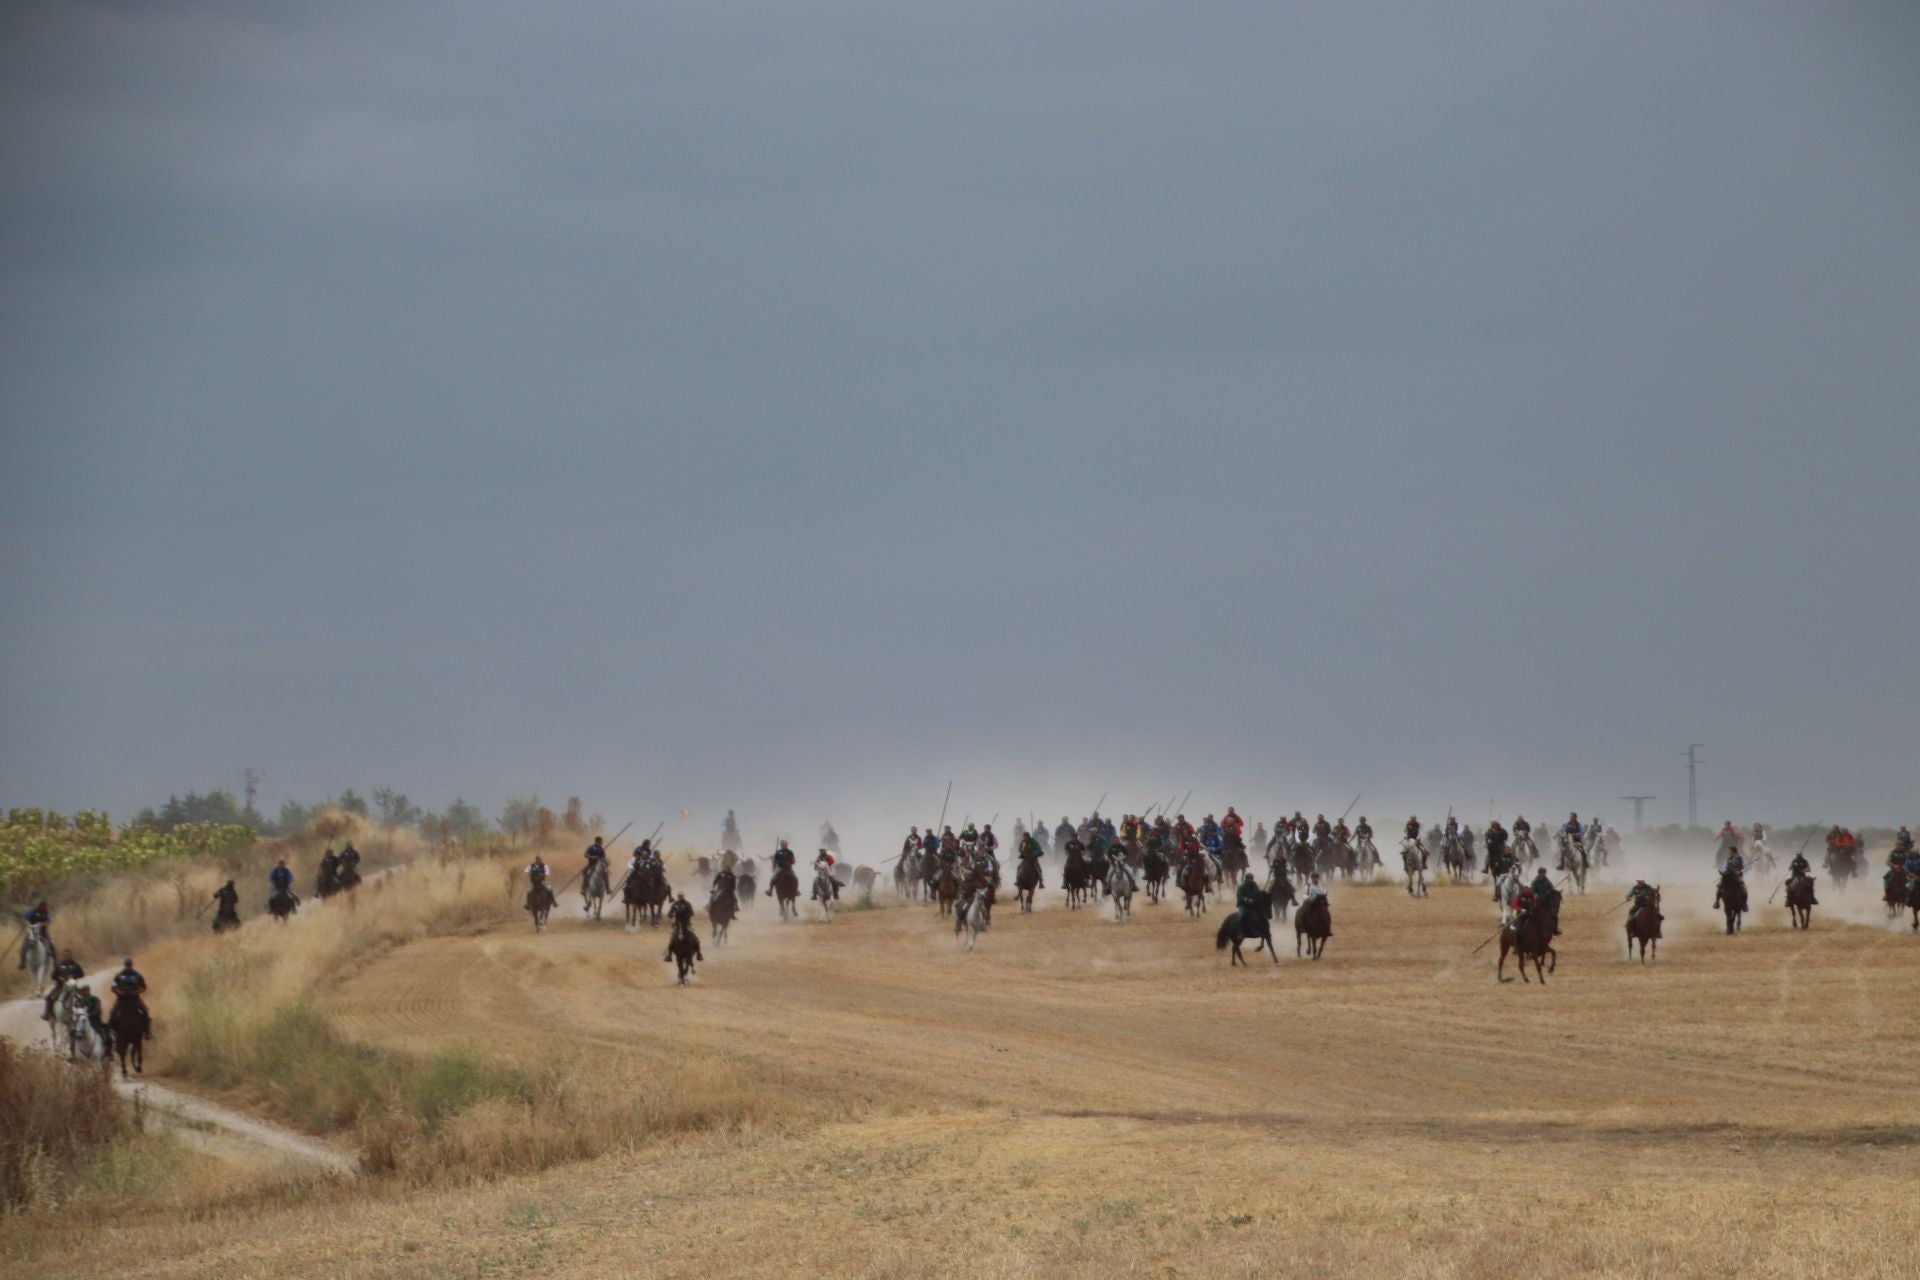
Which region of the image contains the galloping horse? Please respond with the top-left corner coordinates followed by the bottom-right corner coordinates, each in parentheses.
top-left (769, 864), bottom-right (801, 921)
top-left (1178, 859), bottom-right (1210, 917)
top-left (267, 889), bottom-right (299, 924)
top-left (1441, 834), bottom-right (1471, 883)
top-left (811, 870), bottom-right (837, 922)
top-left (1493, 868), bottom-right (1524, 925)
top-left (1825, 837), bottom-right (1858, 891)
top-left (1062, 849), bottom-right (1091, 910)
top-left (1220, 836), bottom-right (1249, 884)
top-left (1265, 866), bottom-right (1298, 922)
top-left (1400, 838), bottom-right (1428, 898)
top-left (894, 850), bottom-right (921, 900)
top-left (108, 992), bottom-right (149, 1079)
top-left (526, 878), bottom-right (556, 933)
top-left (930, 862), bottom-right (959, 917)
top-left (1714, 869), bottom-right (1748, 935)
top-left (1105, 861), bottom-right (1136, 922)
top-left (955, 889), bottom-right (990, 951)
top-left (1142, 847), bottom-right (1170, 905)
top-left (1015, 855), bottom-right (1043, 912)
top-left (581, 861), bottom-right (611, 921)
top-left (1290, 842), bottom-right (1316, 883)
top-left (1294, 895), bottom-right (1331, 959)
top-left (664, 921), bottom-right (702, 985)
top-left (1353, 834), bottom-right (1380, 881)
top-left (1627, 887), bottom-right (1663, 962)
top-left (706, 887), bottom-right (737, 945)
top-left (1785, 874), bottom-right (1817, 929)
top-left (624, 865), bottom-right (671, 929)
top-left (1085, 844), bottom-right (1111, 901)
top-left (1216, 889), bottom-right (1277, 966)
top-left (1556, 833), bottom-right (1588, 896)
top-left (1904, 872), bottom-right (1920, 932)
top-left (1499, 897), bottom-right (1560, 983)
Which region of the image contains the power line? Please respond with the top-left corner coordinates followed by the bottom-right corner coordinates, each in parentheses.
top-left (1620, 795), bottom-right (1657, 832)
top-left (1684, 744), bottom-right (1704, 829)
top-left (238, 767), bottom-right (266, 817)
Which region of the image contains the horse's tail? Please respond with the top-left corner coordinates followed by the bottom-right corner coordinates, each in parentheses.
top-left (1215, 917), bottom-right (1233, 950)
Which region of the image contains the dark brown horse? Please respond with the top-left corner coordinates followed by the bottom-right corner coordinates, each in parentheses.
top-left (706, 888), bottom-right (737, 945)
top-left (1714, 870), bottom-right (1747, 935)
top-left (1062, 850), bottom-right (1091, 910)
top-left (664, 921), bottom-right (703, 985)
top-left (1216, 890), bottom-right (1277, 966)
top-left (107, 992), bottom-right (149, 1080)
top-left (1178, 859), bottom-right (1210, 917)
top-left (1905, 872), bottom-right (1920, 932)
top-left (1015, 856), bottom-right (1043, 912)
top-left (1141, 847), bottom-right (1169, 904)
top-left (1626, 887), bottom-right (1663, 961)
top-left (1785, 873), bottom-right (1817, 929)
top-left (930, 863), bottom-right (959, 917)
top-left (267, 889), bottom-right (298, 924)
top-left (1499, 899), bottom-right (1559, 983)
top-left (1294, 894), bottom-right (1331, 959)
top-left (769, 865), bottom-right (801, 920)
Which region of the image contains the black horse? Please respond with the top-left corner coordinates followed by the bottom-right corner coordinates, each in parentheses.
top-left (1294, 894), bottom-right (1331, 959)
top-left (1215, 889), bottom-right (1278, 966)
top-left (267, 889), bottom-right (299, 923)
top-left (706, 888), bottom-right (737, 945)
top-left (664, 922), bottom-right (703, 985)
top-left (108, 992), bottom-right (149, 1080)
top-left (1714, 868), bottom-right (1748, 935)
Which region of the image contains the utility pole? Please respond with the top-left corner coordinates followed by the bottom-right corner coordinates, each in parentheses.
top-left (238, 767), bottom-right (266, 818)
top-left (1620, 795), bottom-right (1657, 832)
top-left (1684, 744), bottom-right (1704, 830)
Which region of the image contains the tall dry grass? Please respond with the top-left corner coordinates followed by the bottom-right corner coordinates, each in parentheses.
top-left (0, 1040), bottom-right (131, 1210)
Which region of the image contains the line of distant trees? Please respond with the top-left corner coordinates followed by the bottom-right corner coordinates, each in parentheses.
top-left (133, 788), bottom-right (600, 844)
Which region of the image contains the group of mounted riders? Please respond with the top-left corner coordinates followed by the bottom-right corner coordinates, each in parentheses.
top-left (17, 900), bottom-right (152, 1073)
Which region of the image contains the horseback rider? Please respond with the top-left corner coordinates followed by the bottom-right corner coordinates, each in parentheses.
top-left (1561, 813), bottom-right (1583, 846)
top-left (212, 880), bottom-right (240, 927)
top-left (814, 848), bottom-right (841, 899)
top-left (1484, 820), bottom-right (1509, 873)
top-left (1787, 853), bottom-right (1820, 903)
top-left (1234, 871), bottom-right (1264, 929)
top-left (979, 823), bottom-right (1000, 858)
top-left (1403, 816), bottom-right (1428, 866)
top-left (1528, 867), bottom-right (1561, 935)
top-left (1221, 807), bottom-right (1244, 842)
top-left (1302, 873), bottom-right (1330, 932)
top-left (1332, 816), bottom-right (1351, 846)
top-left (42, 949), bottom-right (85, 1022)
top-left (710, 861), bottom-right (737, 900)
top-left (1354, 816), bottom-right (1373, 843)
top-left (524, 854), bottom-right (551, 911)
top-left (338, 842), bottom-right (361, 877)
top-left (18, 900), bottom-right (51, 967)
top-left (584, 835), bottom-right (608, 876)
top-left (765, 839), bottom-right (797, 894)
top-left (317, 847), bottom-right (340, 895)
top-left (76, 983), bottom-right (109, 1052)
top-left (1628, 879), bottom-right (1662, 932)
top-left (1018, 832), bottom-right (1045, 888)
top-left (112, 957), bottom-right (151, 1035)
top-left (662, 893), bottom-right (695, 958)
top-left (269, 858), bottom-right (294, 900)
top-left (1722, 845), bottom-right (1746, 878)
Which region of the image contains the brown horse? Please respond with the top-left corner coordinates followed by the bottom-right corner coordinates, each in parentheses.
top-left (1178, 859), bottom-right (1210, 917)
top-left (108, 992), bottom-right (149, 1080)
top-left (1499, 899), bottom-right (1559, 983)
top-left (706, 888), bottom-right (737, 945)
top-left (1785, 874), bottom-right (1816, 929)
top-left (1015, 856), bottom-right (1043, 912)
top-left (1713, 870), bottom-right (1747, 935)
top-left (1215, 891), bottom-right (1277, 966)
top-left (930, 863), bottom-right (959, 917)
top-left (267, 889), bottom-right (298, 924)
top-left (1062, 850), bottom-right (1091, 910)
top-left (769, 865), bottom-right (801, 920)
top-left (1294, 894), bottom-right (1331, 959)
top-left (624, 865), bottom-right (671, 929)
top-left (1626, 888), bottom-right (1662, 962)
top-left (664, 921), bottom-right (702, 984)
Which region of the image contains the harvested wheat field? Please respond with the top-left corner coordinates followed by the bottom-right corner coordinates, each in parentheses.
top-left (7, 850), bottom-right (1917, 1280)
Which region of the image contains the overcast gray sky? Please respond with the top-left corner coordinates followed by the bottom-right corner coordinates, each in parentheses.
top-left (3, 2), bottom-right (1917, 846)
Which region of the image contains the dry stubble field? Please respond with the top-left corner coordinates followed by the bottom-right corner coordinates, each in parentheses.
top-left (10, 855), bottom-right (1920, 1279)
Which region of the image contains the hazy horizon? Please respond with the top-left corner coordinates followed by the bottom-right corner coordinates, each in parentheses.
top-left (5, 3), bottom-right (1917, 845)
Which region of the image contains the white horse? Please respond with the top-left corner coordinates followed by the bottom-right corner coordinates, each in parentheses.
top-left (1106, 862), bottom-right (1136, 922)
top-left (21, 923), bottom-right (53, 995)
top-left (581, 861), bottom-right (610, 920)
top-left (812, 870), bottom-right (837, 922)
top-left (1514, 831), bottom-right (1538, 866)
top-left (1400, 838), bottom-right (1428, 898)
top-left (68, 1004), bottom-right (109, 1064)
top-left (956, 889), bottom-right (989, 950)
top-left (47, 983), bottom-right (79, 1050)
top-left (1557, 833), bottom-right (1588, 895)
top-left (1353, 834), bottom-right (1379, 881)
top-left (1494, 868), bottom-right (1525, 925)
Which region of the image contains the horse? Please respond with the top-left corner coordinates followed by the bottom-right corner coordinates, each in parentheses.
top-left (1294, 895), bottom-right (1331, 959)
top-left (1441, 835), bottom-right (1471, 883)
top-left (1400, 839), bottom-right (1428, 898)
top-left (1085, 845), bottom-right (1112, 900)
top-left (1513, 831), bottom-right (1538, 868)
top-left (47, 983), bottom-right (79, 1051)
top-left (1824, 843), bottom-right (1857, 892)
top-left (1556, 834), bottom-right (1588, 896)
top-left (1904, 872), bottom-right (1920, 932)
top-left (1588, 828), bottom-right (1611, 868)
top-left (526, 879), bottom-right (556, 932)
top-left (811, 870), bottom-right (838, 922)
top-left (1884, 868), bottom-right (1908, 918)
top-left (893, 852), bottom-right (919, 900)
top-left (1179, 859), bottom-right (1210, 917)
top-left (108, 992), bottom-right (149, 1079)
top-left (1215, 889), bottom-right (1278, 966)
top-left (1714, 869), bottom-right (1748, 935)
top-left (1493, 868), bottom-right (1524, 925)
top-left (1015, 856), bottom-right (1043, 912)
top-left (769, 865), bottom-right (801, 921)
top-left (1220, 836), bottom-right (1249, 884)
top-left (664, 921), bottom-right (703, 985)
top-left (1626, 888), bottom-right (1663, 962)
top-left (212, 902), bottom-right (241, 933)
top-left (267, 889), bottom-right (299, 923)
top-left (1062, 850), bottom-right (1091, 910)
top-left (956, 890), bottom-right (990, 951)
top-left (1353, 834), bottom-right (1380, 881)
top-left (1328, 838), bottom-right (1356, 881)
top-left (581, 861), bottom-right (611, 921)
top-left (1142, 847), bottom-right (1169, 904)
top-left (68, 1006), bottom-right (110, 1065)
top-left (1265, 866), bottom-right (1298, 922)
top-left (706, 888), bottom-right (737, 945)
top-left (1290, 842), bottom-right (1316, 883)
top-left (20, 923), bottom-right (53, 995)
top-left (624, 865), bottom-right (672, 929)
top-left (1785, 874), bottom-right (1816, 929)
top-left (1105, 861), bottom-right (1136, 922)
top-left (1498, 899), bottom-right (1559, 983)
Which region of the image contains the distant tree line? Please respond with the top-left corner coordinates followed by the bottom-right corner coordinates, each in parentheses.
top-left (133, 787), bottom-right (599, 845)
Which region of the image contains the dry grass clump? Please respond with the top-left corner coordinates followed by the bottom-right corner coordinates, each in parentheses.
top-left (0, 1040), bottom-right (132, 1210)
